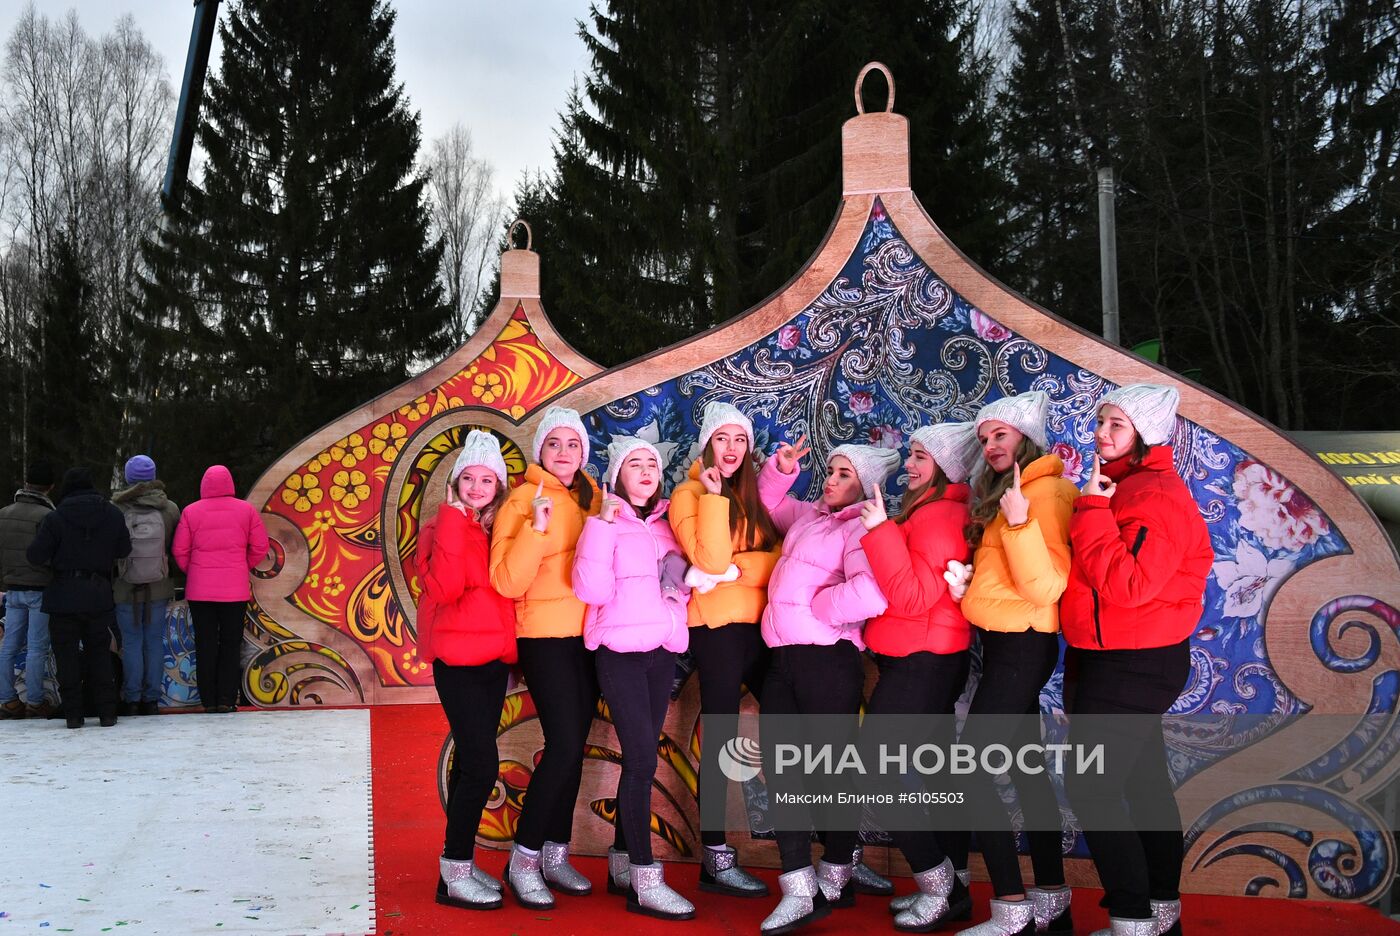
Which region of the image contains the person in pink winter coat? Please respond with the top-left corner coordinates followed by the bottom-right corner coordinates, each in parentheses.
top-left (572, 436), bottom-right (695, 919)
top-left (171, 465), bottom-right (269, 713)
top-left (754, 441), bottom-right (897, 935)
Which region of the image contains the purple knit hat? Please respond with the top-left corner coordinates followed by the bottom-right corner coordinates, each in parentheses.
top-left (124, 455), bottom-right (157, 483)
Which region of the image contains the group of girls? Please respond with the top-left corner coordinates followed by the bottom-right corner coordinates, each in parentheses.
top-left (413, 383), bottom-right (1211, 936)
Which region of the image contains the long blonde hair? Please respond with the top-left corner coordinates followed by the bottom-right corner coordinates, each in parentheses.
top-left (447, 473), bottom-right (508, 533)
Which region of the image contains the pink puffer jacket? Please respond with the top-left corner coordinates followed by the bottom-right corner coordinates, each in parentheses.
top-left (574, 500), bottom-right (689, 654)
top-left (172, 466), bottom-right (270, 603)
top-left (758, 462), bottom-right (887, 650)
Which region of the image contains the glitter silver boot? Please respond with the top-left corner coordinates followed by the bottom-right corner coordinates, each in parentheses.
top-left (437, 856), bottom-right (502, 910)
top-left (627, 862), bottom-right (696, 921)
top-left (1027, 886), bottom-right (1072, 932)
top-left (891, 865), bottom-right (972, 916)
top-left (850, 844), bottom-right (894, 895)
top-left (506, 846), bottom-right (555, 909)
top-left (761, 866), bottom-right (832, 935)
top-left (542, 840), bottom-right (593, 895)
top-left (699, 843), bottom-right (769, 896)
top-left (814, 859), bottom-right (855, 908)
top-left (1091, 917), bottom-right (1161, 936)
top-left (893, 858), bottom-right (973, 933)
top-left (957, 897), bottom-right (1036, 935)
top-left (1151, 899), bottom-right (1181, 936)
top-left (607, 846), bottom-right (631, 895)
top-left (471, 863), bottom-right (502, 892)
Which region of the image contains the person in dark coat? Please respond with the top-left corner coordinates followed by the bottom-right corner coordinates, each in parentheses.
top-left (27, 467), bottom-right (131, 728)
top-left (0, 459), bottom-right (57, 718)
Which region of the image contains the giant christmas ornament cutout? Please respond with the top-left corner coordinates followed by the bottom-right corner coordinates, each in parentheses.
top-left (247, 64), bottom-right (1400, 901)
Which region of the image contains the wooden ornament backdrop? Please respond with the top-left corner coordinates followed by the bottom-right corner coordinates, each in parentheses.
top-left (244, 64), bottom-right (1400, 902)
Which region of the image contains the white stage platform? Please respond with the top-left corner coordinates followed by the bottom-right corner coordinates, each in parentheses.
top-left (0, 709), bottom-right (373, 935)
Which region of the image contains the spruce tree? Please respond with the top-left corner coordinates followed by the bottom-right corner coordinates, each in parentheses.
top-left (139, 0), bottom-right (447, 493)
top-left (511, 0), bottom-right (1005, 367)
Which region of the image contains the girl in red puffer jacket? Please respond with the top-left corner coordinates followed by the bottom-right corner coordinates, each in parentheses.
top-left (1061, 384), bottom-right (1211, 936)
top-left (857, 421), bottom-right (980, 931)
top-left (416, 430), bottom-right (517, 914)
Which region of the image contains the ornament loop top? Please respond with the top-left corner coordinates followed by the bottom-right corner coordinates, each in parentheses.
top-left (854, 62), bottom-right (895, 115)
top-left (508, 218), bottom-right (533, 251)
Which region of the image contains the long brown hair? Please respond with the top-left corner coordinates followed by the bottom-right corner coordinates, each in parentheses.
top-left (570, 472), bottom-right (594, 512)
top-left (895, 466), bottom-right (950, 525)
top-left (965, 437), bottom-right (1042, 547)
top-left (703, 444), bottom-right (779, 552)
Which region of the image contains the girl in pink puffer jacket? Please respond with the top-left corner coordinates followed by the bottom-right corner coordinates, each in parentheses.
top-left (572, 436), bottom-right (694, 920)
top-left (171, 464), bottom-right (269, 713)
top-left (753, 441), bottom-right (900, 935)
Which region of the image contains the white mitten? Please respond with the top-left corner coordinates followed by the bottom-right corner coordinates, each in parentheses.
top-left (943, 560), bottom-right (973, 602)
top-left (684, 563), bottom-right (740, 594)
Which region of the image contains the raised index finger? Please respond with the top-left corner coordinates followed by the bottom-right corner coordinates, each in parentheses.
top-left (1092, 453), bottom-right (1101, 478)
top-left (535, 479), bottom-right (544, 498)
top-left (1012, 460), bottom-right (1022, 487)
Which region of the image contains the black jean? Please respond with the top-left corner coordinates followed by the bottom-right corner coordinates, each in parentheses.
top-left (864, 650), bottom-right (971, 873)
top-left (596, 646), bottom-right (676, 864)
top-left (948, 629), bottom-right (1065, 897)
top-left (689, 622), bottom-right (770, 847)
top-left (762, 641), bottom-right (864, 872)
top-left (435, 658), bottom-right (510, 861)
top-left (50, 611), bottom-right (118, 719)
top-left (515, 635), bottom-right (599, 850)
top-left (190, 600), bottom-right (247, 708)
top-left (1065, 640), bottom-right (1190, 919)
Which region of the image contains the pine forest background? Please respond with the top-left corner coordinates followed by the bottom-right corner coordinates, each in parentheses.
top-left (0, 0), bottom-right (1394, 507)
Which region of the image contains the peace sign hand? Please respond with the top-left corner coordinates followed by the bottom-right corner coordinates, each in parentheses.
top-left (531, 479), bottom-right (553, 533)
top-left (999, 460), bottom-right (1030, 527)
top-left (774, 434), bottom-right (811, 475)
top-left (860, 484), bottom-right (888, 531)
top-left (1087, 454), bottom-right (1117, 499)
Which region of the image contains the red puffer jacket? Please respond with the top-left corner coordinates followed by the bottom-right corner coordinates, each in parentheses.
top-left (417, 503), bottom-right (517, 666)
top-left (1060, 446), bottom-right (1212, 650)
top-left (860, 484), bottom-right (973, 656)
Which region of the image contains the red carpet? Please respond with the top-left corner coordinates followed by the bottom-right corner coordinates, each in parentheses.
top-left (370, 704), bottom-right (1400, 935)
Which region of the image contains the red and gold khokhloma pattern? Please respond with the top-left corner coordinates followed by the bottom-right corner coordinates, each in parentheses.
top-left (258, 305), bottom-right (583, 689)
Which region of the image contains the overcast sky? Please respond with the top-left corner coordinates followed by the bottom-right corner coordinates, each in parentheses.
top-left (0, 0), bottom-right (594, 202)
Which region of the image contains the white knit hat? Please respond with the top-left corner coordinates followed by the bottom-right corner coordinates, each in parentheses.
top-left (1098, 384), bottom-right (1180, 446)
top-left (909, 422), bottom-right (981, 484)
top-left (974, 391), bottom-right (1050, 451)
top-left (604, 435), bottom-right (663, 488)
top-left (449, 429), bottom-right (508, 487)
top-left (829, 444), bottom-right (903, 498)
top-left (531, 406), bottom-right (590, 464)
top-left (696, 401), bottom-right (755, 456)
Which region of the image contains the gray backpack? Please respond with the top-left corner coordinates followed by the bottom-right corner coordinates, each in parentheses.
top-left (119, 507), bottom-right (168, 585)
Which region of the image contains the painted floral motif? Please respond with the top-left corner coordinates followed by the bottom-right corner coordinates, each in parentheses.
top-left (1213, 541), bottom-right (1296, 620)
top-left (1232, 459), bottom-right (1331, 552)
top-left (1051, 442), bottom-right (1085, 483)
top-left (971, 307), bottom-right (1012, 343)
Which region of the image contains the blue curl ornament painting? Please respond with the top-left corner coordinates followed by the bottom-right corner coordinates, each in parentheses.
top-left (247, 65), bottom-right (1400, 903)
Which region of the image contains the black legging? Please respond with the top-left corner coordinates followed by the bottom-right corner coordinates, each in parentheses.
top-left (190, 600), bottom-right (246, 708)
top-left (864, 650), bottom-right (971, 873)
top-left (435, 658), bottom-right (510, 861)
top-left (762, 640), bottom-right (865, 872)
top-left (596, 646), bottom-right (675, 864)
top-left (948, 629), bottom-right (1065, 897)
top-left (689, 622), bottom-right (769, 847)
top-left (1065, 641), bottom-right (1189, 919)
top-left (515, 635), bottom-right (599, 850)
